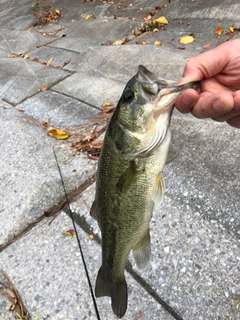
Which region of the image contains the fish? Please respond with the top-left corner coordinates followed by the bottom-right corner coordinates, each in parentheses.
top-left (90, 65), bottom-right (199, 318)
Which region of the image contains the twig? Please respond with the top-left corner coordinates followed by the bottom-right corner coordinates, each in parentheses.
top-left (0, 270), bottom-right (29, 319)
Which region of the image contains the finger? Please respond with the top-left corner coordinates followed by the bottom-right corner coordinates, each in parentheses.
top-left (227, 115), bottom-right (240, 128)
top-left (191, 92), bottom-right (234, 119)
top-left (177, 40), bottom-right (240, 85)
top-left (175, 89), bottom-right (199, 113)
top-left (212, 91), bottom-right (240, 122)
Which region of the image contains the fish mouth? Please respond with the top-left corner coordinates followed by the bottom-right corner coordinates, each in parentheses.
top-left (135, 65), bottom-right (199, 106)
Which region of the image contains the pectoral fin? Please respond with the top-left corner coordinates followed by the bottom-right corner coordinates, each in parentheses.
top-left (116, 160), bottom-right (144, 192)
top-left (132, 228), bottom-right (151, 269)
top-left (152, 172), bottom-right (165, 207)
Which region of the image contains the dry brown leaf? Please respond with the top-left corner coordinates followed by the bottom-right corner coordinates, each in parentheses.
top-left (203, 43), bottom-right (211, 49)
top-left (62, 229), bottom-right (74, 237)
top-left (47, 127), bottom-right (69, 140)
top-left (136, 41), bottom-right (149, 45)
top-left (179, 35), bottom-right (194, 44)
top-left (41, 85), bottom-right (48, 91)
top-left (113, 40), bottom-right (125, 45)
top-left (214, 27), bottom-right (223, 35)
top-left (102, 101), bottom-right (113, 107)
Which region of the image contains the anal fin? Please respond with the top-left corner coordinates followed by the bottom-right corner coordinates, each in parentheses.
top-left (132, 228), bottom-right (151, 269)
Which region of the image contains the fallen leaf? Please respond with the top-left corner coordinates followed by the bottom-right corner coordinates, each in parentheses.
top-left (136, 41), bottom-right (149, 45)
top-left (85, 14), bottom-right (94, 20)
top-left (44, 118), bottom-right (50, 125)
top-left (102, 107), bottom-right (115, 113)
top-left (89, 234), bottom-right (94, 240)
top-left (47, 127), bottom-right (69, 139)
top-left (214, 27), bottom-right (223, 35)
top-left (179, 20), bottom-right (184, 24)
top-left (154, 40), bottom-right (162, 46)
top-left (225, 32), bottom-right (231, 36)
top-left (47, 57), bottom-right (53, 66)
top-left (229, 25), bottom-right (235, 32)
top-left (179, 35), bottom-right (194, 44)
top-left (203, 43), bottom-right (211, 49)
top-left (154, 16), bottom-right (168, 24)
top-left (41, 85), bottom-right (48, 91)
top-left (113, 40), bottom-right (124, 45)
top-left (24, 54), bottom-right (29, 59)
top-left (62, 229), bottom-right (74, 237)
top-left (102, 101), bottom-right (113, 107)
top-left (32, 57), bottom-right (39, 61)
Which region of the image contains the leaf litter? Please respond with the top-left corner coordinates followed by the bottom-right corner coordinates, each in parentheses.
top-left (0, 270), bottom-right (29, 320)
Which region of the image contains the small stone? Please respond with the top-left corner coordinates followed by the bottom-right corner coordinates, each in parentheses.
top-left (180, 266), bottom-right (186, 273)
top-left (164, 246), bottom-right (170, 253)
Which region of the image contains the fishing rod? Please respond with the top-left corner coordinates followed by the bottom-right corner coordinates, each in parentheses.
top-left (53, 147), bottom-right (101, 320)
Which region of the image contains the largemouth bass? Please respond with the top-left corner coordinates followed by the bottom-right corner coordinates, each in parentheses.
top-left (90, 66), bottom-right (199, 318)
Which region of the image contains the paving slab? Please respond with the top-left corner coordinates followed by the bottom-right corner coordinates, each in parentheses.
top-left (0, 29), bottom-right (56, 57)
top-left (0, 0), bottom-right (34, 30)
top-left (16, 90), bottom-right (99, 129)
top-left (50, 17), bottom-right (139, 52)
top-left (0, 105), bottom-right (96, 244)
top-left (28, 46), bottom-right (80, 71)
top-left (0, 58), bottom-right (71, 105)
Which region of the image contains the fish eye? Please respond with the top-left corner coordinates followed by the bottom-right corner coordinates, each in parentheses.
top-left (122, 89), bottom-right (134, 103)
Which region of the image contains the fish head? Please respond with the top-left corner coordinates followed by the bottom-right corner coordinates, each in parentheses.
top-left (110, 65), bottom-right (199, 159)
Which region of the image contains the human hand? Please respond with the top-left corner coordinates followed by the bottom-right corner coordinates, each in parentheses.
top-left (175, 39), bottom-right (240, 128)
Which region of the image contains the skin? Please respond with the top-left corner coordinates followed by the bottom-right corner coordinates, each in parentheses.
top-left (176, 39), bottom-right (240, 128)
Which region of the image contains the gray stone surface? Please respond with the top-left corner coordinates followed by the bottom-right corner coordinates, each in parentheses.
top-left (0, 58), bottom-right (71, 105)
top-left (16, 90), bottom-right (99, 129)
top-left (0, 105), bottom-right (96, 244)
top-left (0, 30), bottom-right (55, 57)
top-left (0, 0), bottom-right (239, 320)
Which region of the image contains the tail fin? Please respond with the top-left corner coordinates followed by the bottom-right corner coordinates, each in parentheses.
top-left (95, 267), bottom-right (128, 318)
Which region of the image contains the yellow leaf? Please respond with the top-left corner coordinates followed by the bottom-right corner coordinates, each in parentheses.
top-left (179, 35), bottom-right (194, 44)
top-left (47, 127), bottom-right (69, 140)
top-left (154, 41), bottom-right (162, 46)
top-left (155, 16), bottom-right (168, 24)
top-left (62, 229), bottom-right (74, 237)
top-left (24, 54), bottom-right (29, 59)
top-left (55, 8), bottom-right (61, 15)
top-left (85, 14), bottom-right (94, 20)
top-left (214, 27), bottom-right (223, 35)
top-left (41, 85), bottom-right (48, 91)
top-left (229, 25), bottom-right (235, 32)
top-left (102, 101), bottom-right (113, 107)
top-left (113, 40), bottom-right (124, 45)
top-left (47, 57), bottom-right (53, 66)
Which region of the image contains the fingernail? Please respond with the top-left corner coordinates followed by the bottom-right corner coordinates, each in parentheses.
top-left (213, 98), bottom-right (229, 112)
top-left (181, 95), bottom-right (195, 106)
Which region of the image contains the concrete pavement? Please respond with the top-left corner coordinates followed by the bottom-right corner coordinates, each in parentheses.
top-left (0, 0), bottom-right (239, 319)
